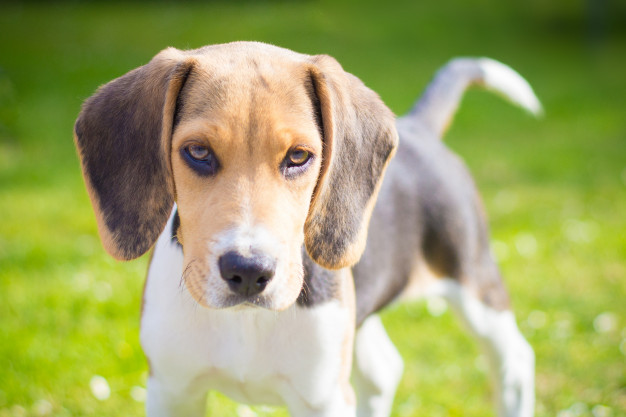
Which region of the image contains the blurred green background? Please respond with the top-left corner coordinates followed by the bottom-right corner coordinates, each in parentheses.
top-left (1, 1), bottom-right (625, 416)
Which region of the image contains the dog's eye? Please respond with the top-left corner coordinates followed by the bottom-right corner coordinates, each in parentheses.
top-left (188, 144), bottom-right (210, 161)
top-left (282, 148), bottom-right (314, 179)
top-left (182, 144), bottom-right (219, 176)
top-left (287, 149), bottom-right (310, 167)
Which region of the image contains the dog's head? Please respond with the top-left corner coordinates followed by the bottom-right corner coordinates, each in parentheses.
top-left (74, 42), bottom-right (397, 310)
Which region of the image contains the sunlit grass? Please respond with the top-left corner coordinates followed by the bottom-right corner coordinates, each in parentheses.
top-left (1, 1), bottom-right (624, 416)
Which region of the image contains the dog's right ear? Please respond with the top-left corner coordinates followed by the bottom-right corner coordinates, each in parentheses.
top-left (303, 55), bottom-right (398, 270)
top-left (74, 48), bottom-right (195, 260)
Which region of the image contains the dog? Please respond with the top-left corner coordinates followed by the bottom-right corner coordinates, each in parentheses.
top-left (74, 41), bottom-right (540, 417)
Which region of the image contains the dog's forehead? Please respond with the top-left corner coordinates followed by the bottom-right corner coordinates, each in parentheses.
top-left (174, 48), bottom-right (319, 147)
top-left (189, 44), bottom-right (309, 99)
top-left (192, 41), bottom-right (309, 68)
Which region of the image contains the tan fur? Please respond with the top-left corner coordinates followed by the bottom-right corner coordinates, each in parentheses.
top-left (399, 261), bottom-right (445, 301)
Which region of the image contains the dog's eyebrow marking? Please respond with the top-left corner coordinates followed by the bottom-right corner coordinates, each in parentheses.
top-left (250, 58), bottom-right (270, 90)
top-left (177, 74), bottom-right (229, 128)
top-left (246, 88), bottom-right (262, 154)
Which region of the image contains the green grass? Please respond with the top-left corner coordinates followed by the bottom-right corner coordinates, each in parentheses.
top-left (1, 1), bottom-right (625, 416)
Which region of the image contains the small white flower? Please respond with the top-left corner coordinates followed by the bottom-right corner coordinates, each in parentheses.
top-left (527, 310), bottom-right (547, 330)
top-left (10, 405), bottom-right (27, 417)
top-left (93, 281), bottom-right (113, 302)
top-left (75, 234), bottom-right (97, 256)
top-left (593, 312), bottom-right (617, 334)
top-left (493, 190), bottom-right (518, 213)
top-left (397, 394), bottom-right (421, 416)
top-left (491, 239), bottom-right (510, 262)
top-left (562, 219), bottom-right (598, 244)
top-left (554, 319), bottom-right (572, 339)
top-left (474, 354), bottom-right (488, 373)
top-left (130, 386), bottom-right (146, 403)
top-left (89, 375), bottom-right (111, 401)
top-left (592, 404), bottom-right (612, 417)
top-left (72, 272), bottom-right (92, 293)
top-left (236, 405), bottom-right (257, 417)
top-left (569, 402), bottom-right (588, 415)
top-left (33, 399), bottom-right (53, 416)
top-left (515, 233), bottom-right (537, 258)
top-left (426, 297), bottom-right (447, 317)
top-left (445, 364), bottom-right (461, 378)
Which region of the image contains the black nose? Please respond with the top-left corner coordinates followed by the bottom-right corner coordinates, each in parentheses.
top-left (218, 251), bottom-right (276, 297)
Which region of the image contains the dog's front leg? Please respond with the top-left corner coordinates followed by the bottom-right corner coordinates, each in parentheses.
top-left (287, 388), bottom-right (356, 417)
top-left (284, 269), bottom-right (357, 417)
top-left (141, 233), bottom-right (210, 417)
top-left (283, 337), bottom-right (357, 417)
top-left (145, 374), bottom-right (207, 417)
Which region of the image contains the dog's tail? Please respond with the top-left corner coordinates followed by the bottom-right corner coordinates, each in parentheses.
top-left (409, 58), bottom-right (542, 137)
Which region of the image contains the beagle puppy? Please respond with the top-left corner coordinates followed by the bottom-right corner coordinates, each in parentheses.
top-left (74, 41), bottom-right (540, 417)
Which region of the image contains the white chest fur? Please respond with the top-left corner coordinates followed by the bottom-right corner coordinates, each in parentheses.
top-left (140, 229), bottom-right (350, 412)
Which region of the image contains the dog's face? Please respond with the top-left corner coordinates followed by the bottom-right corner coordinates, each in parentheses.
top-left (171, 58), bottom-right (323, 309)
top-left (74, 42), bottom-right (397, 310)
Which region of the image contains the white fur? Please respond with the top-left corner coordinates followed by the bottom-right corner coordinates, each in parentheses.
top-left (424, 279), bottom-right (535, 417)
top-left (477, 58), bottom-right (543, 116)
top-left (141, 214), bottom-right (354, 416)
top-left (352, 315), bottom-right (404, 417)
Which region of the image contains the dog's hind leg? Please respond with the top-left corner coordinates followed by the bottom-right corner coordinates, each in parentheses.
top-left (428, 278), bottom-right (535, 417)
top-left (352, 314), bottom-right (404, 417)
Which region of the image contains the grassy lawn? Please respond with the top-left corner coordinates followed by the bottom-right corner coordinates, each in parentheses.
top-left (1, 1), bottom-right (624, 416)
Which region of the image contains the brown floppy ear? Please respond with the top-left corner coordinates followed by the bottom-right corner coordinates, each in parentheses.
top-left (304, 55), bottom-right (398, 269)
top-left (74, 48), bottom-right (195, 260)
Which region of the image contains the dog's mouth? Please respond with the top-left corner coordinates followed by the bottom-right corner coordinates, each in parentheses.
top-left (179, 247), bottom-right (305, 311)
top-left (221, 294), bottom-right (274, 310)
top-left (182, 271), bottom-right (300, 311)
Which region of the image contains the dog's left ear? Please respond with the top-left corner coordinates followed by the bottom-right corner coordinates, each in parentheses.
top-left (304, 55), bottom-right (398, 269)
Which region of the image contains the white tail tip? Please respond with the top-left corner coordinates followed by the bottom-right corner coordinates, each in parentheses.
top-left (477, 58), bottom-right (543, 117)
top-left (411, 57), bottom-right (543, 137)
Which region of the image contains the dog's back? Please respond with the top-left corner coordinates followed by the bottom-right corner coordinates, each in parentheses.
top-left (352, 57), bottom-right (542, 324)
